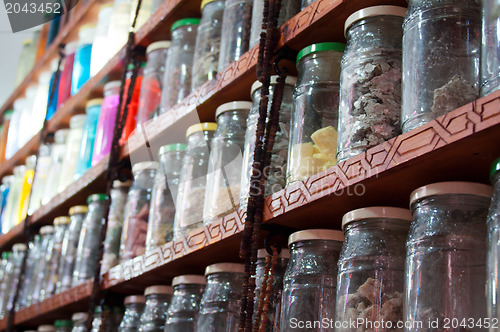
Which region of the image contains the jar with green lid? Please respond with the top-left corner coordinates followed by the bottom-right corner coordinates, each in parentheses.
top-left (338, 6), bottom-right (405, 162)
top-left (54, 319), bottom-right (73, 332)
top-left (146, 144), bottom-right (186, 251)
top-left (28, 225), bottom-right (54, 306)
top-left (336, 207), bottom-right (411, 331)
top-left (174, 123), bottom-right (217, 239)
top-left (481, 0), bottom-right (500, 96)
top-left (120, 162), bottom-right (158, 262)
top-left (160, 18), bottom-right (200, 113)
top-left (240, 76), bottom-right (296, 208)
top-left (57, 205), bottom-right (88, 293)
top-left (287, 42), bottom-right (345, 185)
top-left (405, 182), bottom-right (491, 331)
top-left (192, 0), bottom-right (225, 90)
top-left (203, 102), bottom-right (251, 224)
top-left (487, 159), bottom-right (500, 329)
top-left (139, 285), bottom-right (173, 332)
top-left (71, 312), bottom-right (88, 332)
top-left (119, 295), bottom-right (146, 332)
top-left (72, 194), bottom-right (109, 286)
top-left (43, 216), bottom-right (70, 299)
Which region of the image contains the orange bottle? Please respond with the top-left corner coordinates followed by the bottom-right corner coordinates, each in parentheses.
top-left (0, 110), bottom-right (13, 163)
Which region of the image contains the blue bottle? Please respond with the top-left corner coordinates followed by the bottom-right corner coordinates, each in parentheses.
top-left (71, 25), bottom-right (96, 96)
top-left (46, 58), bottom-right (60, 121)
top-left (74, 99), bottom-right (102, 179)
top-left (0, 176), bottom-right (13, 235)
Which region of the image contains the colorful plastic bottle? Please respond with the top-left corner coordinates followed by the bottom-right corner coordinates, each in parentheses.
top-left (71, 25), bottom-right (96, 96)
top-left (57, 42), bottom-right (78, 109)
top-left (16, 155), bottom-right (36, 223)
top-left (75, 99), bottom-right (102, 179)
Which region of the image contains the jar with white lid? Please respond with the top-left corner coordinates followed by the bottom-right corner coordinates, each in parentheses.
top-left (71, 312), bottom-right (89, 332)
top-left (288, 43), bottom-right (345, 185)
top-left (42, 129), bottom-right (70, 205)
top-left (139, 285), bottom-right (173, 332)
top-left (240, 76), bottom-right (296, 208)
top-left (38, 325), bottom-right (55, 332)
top-left (404, 182), bottom-right (492, 331)
top-left (488, 158), bottom-right (500, 329)
top-left (336, 207), bottom-right (411, 331)
top-left (174, 123), bottom-right (217, 239)
top-left (196, 263), bottom-right (245, 332)
top-left (72, 24), bottom-right (96, 95)
top-left (28, 143), bottom-right (52, 214)
top-left (107, 0), bottom-right (131, 57)
top-left (165, 275), bottom-right (206, 332)
top-left (26, 225), bottom-right (54, 306)
top-left (481, 0), bottom-right (500, 96)
top-left (120, 162), bottom-right (158, 262)
top-left (280, 229), bottom-right (344, 331)
top-left (58, 114), bottom-right (87, 192)
top-left (43, 216), bottom-right (70, 299)
top-left (203, 102), bottom-right (251, 224)
top-left (119, 295), bottom-right (146, 332)
top-left (90, 4), bottom-right (114, 76)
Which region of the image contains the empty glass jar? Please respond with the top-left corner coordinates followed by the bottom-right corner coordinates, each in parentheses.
top-left (287, 43), bottom-right (344, 185)
top-left (27, 225), bottom-right (53, 306)
top-left (196, 263), bottom-right (245, 332)
top-left (165, 274), bottom-right (206, 332)
top-left (0, 243), bottom-right (26, 317)
top-left (44, 216), bottom-right (70, 298)
top-left (72, 312), bottom-right (88, 332)
top-left (119, 295), bottom-right (146, 332)
top-left (203, 102), bottom-right (251, 224)
top-left (405, 182), bottom-right (492, 331)
top-left (401, 0), bottom-right (481, 132)
top-left (481, 0), bottom-right (500, 96)
top-left (280, 229), bottom-right (344, 331)
top-left (488, 158), bottom-right (500, 329)
top-left (336, 207), bottom-right (411, 331)
top-left (139, 285), bottom-right (173, 332)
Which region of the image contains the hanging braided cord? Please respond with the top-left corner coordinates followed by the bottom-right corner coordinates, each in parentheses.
top-left (255, 246), bottom-right (278, 332)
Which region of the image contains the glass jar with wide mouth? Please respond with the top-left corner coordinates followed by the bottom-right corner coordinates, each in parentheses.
top-left (280, 229), bottom-right (344, 332)
top-left (0, 243), bottom-right (26, 318)
top-left (165, 274), bottom-right (206, 332)
top-left (26, 225), bottom-right (53, 306)
top-left (16, 234), bottom-right (41, 309)
top-left (119, 295), bottom-right (146, 332)
top-left (54, 320), bottom-right (73, 332)
top-left (481, 0), bottom-right (500, 96)
top-left (57, 41), bottom-right (77, 109)
top-left (196, 263), bottom-right (245, 332)
top-left (404, 181), bottom-right (492, 331)
top-left (287, 42), bottom-right (345, 185)
top-left (90, 4), bottom-right (114, 76)
top-left (71, 312), bottom-right (88, 332)
top-left (240, 76), bottom-right (296, 208)
top-left (139, 285), bottom-right (173, 332)
top-left (58, 114), bottom-right (87, 192)
top-left (488, 158), bottom-right (500, 328)
top-left (173, 123), bottom-right (217, 239)
top-left (42, 129), bottom-right (69, 205)
top-left (401, 0), bottom-right (481, 132)
top-left (43, 216), bottom-right (70, 298)
top-left (336, 207), bottom-right (411, 331)
top-left (28, 143), bottom-right (52, 214)
top-left (75, 98), bottom-right (103, 179)
top-left (203, 101), bottom-right (251, 224)
top-left (72, 24), bottom-right (96, 95)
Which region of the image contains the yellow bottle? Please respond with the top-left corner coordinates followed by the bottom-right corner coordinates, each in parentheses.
top-left (16, 155), bottom-right (36, 224)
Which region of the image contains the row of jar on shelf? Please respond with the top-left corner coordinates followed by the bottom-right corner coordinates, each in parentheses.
top-left (4, 173), bottom-right (500, 331)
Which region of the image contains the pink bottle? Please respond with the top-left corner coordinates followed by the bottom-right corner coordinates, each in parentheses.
top-left (57, 41), bottom-right (78, 109)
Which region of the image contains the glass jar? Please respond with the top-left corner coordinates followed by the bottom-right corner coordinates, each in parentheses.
top-left (0, 176), bottom-right (12, 230)
top-left (42, 129), bottom-right (70, 205)
top-left (32, 71), bottom-right (51, 135)
top-left (43, 216), bottom-right (70, 299)
top-left (174, 123), bottom-right (217, 239)
top-left (404, 182), bottom-right (492, 330)
top-left (5, 99), bottom-right (23, 160)
top-left (196, 263), bottom-right (245, 332)
top-left (38, 326), bottom-right (55, 332)
top-left (203, 102), bottom-right (250, 224)
top-left (58, 41), bottom-right (78, 109)
top-left (488, 159), bottom-right (500, 328)
top-left (481, 0), bottom-right (500, 96)
top-left (0, 252), bottom-right (12, 317)
top-left (91, 306), bottom-right (124, 332)
top-left (336, 207), bottom-right (411, 331)
top-left (120, 62), bottom-right (145, 144)
top-left (250, 0), bottom-right (300, 48)
top-left (301, 0), bottom-right (314, 10)
top-left (0, 110), bottom-right (13, 163)
top-left (90, 4), bottom-right (114, 77)
top-left (75, 99), bottom-right (103, 179)
top-left (1, 165), bottom-right (25, 232)
top-left (218, 0), bottom-right (252, 72)
top-left (337, 6), bottom-right (405, 162)
top-left (108, 0), bottom-right (132, 57)
top-left (280, 229), bottom-right (344, 331)
top-left (20, 85), bottom-right (39, 146)
top-left (287, 43), bottom-right (344, 185)
top-left (165, 274), bottom-right (206, 332)
top-left (72, 194), bottom-right (109, 286)
top-left (160, 18), bottom-right (200, 112)
top-left (240, 77), bottom-right (295, 207)
top-left (16, 235), bottom-right (41, 309)
top-left (72, 312), bottom-right (89, 332)
top-left (139, 285), bottom-right (173, 332)
top-left (92, 81), bottom-right (120, 166)
top-left (56, 205), bottom-right (88, 293)
top-left (102, 180), bottom-right (132, 272)
top-left (136, 41), bottom-right (170, 128)
top-left (146, 144), bottom-right (185, 250)
top-left (401, 0), bottom-right (481, 133)
top-left (253, 249), bottom-right (289, 332)
top-left (191, 0), bottom-right (225, 90)
top-left (0, 243), bottom-right (26, 318)
top-left (58, 114), bottom-right (87, 192)
top-left (28, 143), bottom-right (52, 215)
top-left (46, 59), bottom-right (60, 121)
top-left (119, 295), bottom-right (146, 332)
top-left (54, 320), bottom-right (73, 332)
top-left (72, 24), bottom-right (96, 95)
top-left (16, 154), bottom-right (36, 224)
top-left (120, 162), bottom-right (158, 262)
top-left (26, 225), bottom-right (54, 306)
top-left (15, 39), bottom-right (33, 85)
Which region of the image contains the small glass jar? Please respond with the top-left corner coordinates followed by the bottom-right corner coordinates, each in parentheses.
top-left (44, 216), bottom-right (70, 298)
top-left (54, 320), bottom-right (73, 332)
top-left (72, 24), bottom-right (96, 95)
top-left (72, 194), bottom-right (109, 286)
top-left (19, 85), bottom-right (38, 146)
top-left (280, 229), bottom-right (344, 331)
top-left (160, 19), bottom-right (200, 112)
top-left (481, 0), bottom-right (500, 96)
top-left (0, 252), bottom-right (12, 317)
top-left (240, 77), bottom-right (295, 208)
top-left (57, 205), bottom-right (88, 293)
top-left (26, 226), bottom-right (54, 306)
top-left (218, 0), bottom-right (253, 72)
top-left (203, 102), bottom-right (251, 224)
top-left (287, 43), bottom-right (345, 185)
top-left (38, 325), bottom-right (55, 332)
top-left (108, 0), bottom-right (131, 59)
top-left (71, 312), bottom-right (89, 332)
top-left (301, 0), bottom-right (315, 10)
top-left (139, 285), bottom-right (173, 332)
top-left (336, 207), bottom-right (411, 331)
top-left (120, 62), bottom-right (145, 144)
top-left (58, 41), bottom-right (78, 109)
top-left (146, 144), bottom-right (186, 250)
top-left (165, 274), bottom-right (206, 332)
top-left (75, 99), bottom-right (103, 179)
top-left (253, 249), bottom-right (289, 332)
top-left (196, 263), bottom-right (245, 332)
top-left (174, 123), bottom-right (217, 239)
top-left (136, 41), bottom-right (170, 128)
top-left (58, 114), bottom-right (87, 192)
top-left (16, 235), bottom-right (41, 310)
top-left (28, 143), bottom-right (52, 215)
top-left (488, 158), bottom-right (500, 328)
top-left (91, 306), bottom-right (124, 332)
top-left (42, 129), bottom-right (70, 205)
top-left (0, 243), bottom-right (26, 318)
top-left (5, 99), bottom-right (22, 160)
top-left (119, 295), bottom-right (146, 332)
top-left (192, 0), bottom-right (225, 90)
top-left (401, 0), bottom-right (481, 132)
top-left (102, 180), bottom-right (132, 272)
top-left (120, 162), bottom-right (158, 262)
top-left (92, 81), bottom-right (120, 166)
top-left (337, 6), bottom-right (405, 162)
top-left (90, 4), bottom-right (114, 77)
top-left (404, 182), bottom-right (492, 330)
